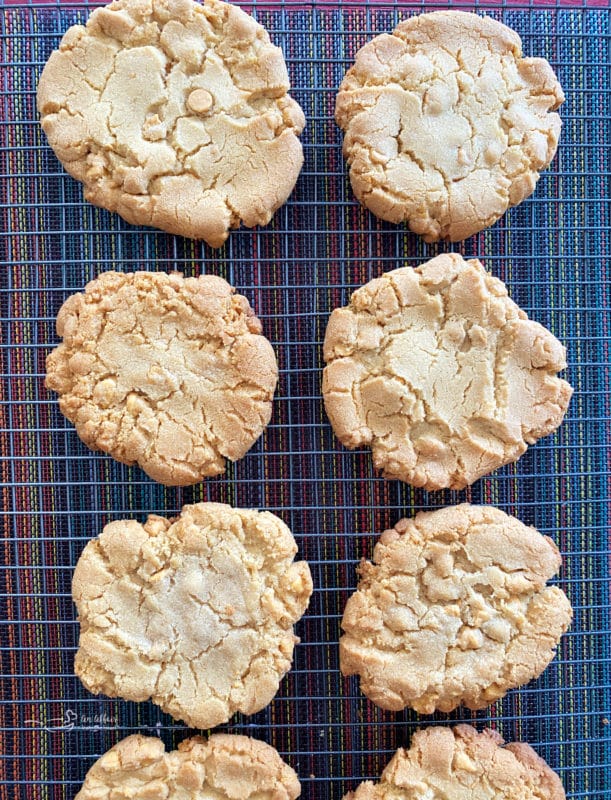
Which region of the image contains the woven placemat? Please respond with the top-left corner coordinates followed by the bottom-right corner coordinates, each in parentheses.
top-left (1, 3), bottom-right (610, 798)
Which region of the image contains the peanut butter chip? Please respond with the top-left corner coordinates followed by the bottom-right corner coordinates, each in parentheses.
top-left (75, 734), bottom-right (301, 800)
top-left (340, 504), bottom-right (572, 714)
top-left (344, 726), bottom-right (566, 800)
top-left (187, 88), bottom-right (213, 114)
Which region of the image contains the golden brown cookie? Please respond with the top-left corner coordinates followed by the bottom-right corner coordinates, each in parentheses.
top-left (75, 733), bottom-right (301, 800)
top-left (344, 725), bottom-right (565, 800)
top-left (340, 504), bottom-right (572, 714)
top-left (73, 502), bottom-right (313, 729)
top-left (336, 11), bottom-right (564, 241)
top-left (322, 254), bottom-right (572, 490)
top-left (46, 271), bottom-right (278, 485)
top-left (37, 0), bottom-right (305, 247)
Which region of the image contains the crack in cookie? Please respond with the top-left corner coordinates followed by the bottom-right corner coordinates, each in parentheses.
top-left (336, 11), bottom-right (564, 241)
top-left (72, 502), bottom-right (313, 729)
top-left (46, 271), bottom-right (278, 485)
top-left (37, 0), bottom-right (305, 247)
top-left (75, 734), bottom-right (301, 800)
top-left (322, 254), bottom-right (573, 490)
top-left (344, 725), bottom-right (565, 800)
top-left (340, 504), bottom-right (572, 714)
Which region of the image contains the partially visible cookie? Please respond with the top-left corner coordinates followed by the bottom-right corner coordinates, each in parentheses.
top-left (46, 271), bottom-right (278, 485)
top-left (75, 733), bottom-right (301, 800)
top-left (344, 725), bottom-right (565, 800)
top-left (72, 502), bottom-right (313, 728)
top-left (323, 254), bottom-right (573, 490)
top-left (340, 504), bottom-right (572, 714)
top-left (336, 11), bottom-right (564, 241)
top-left (37, 0), bottom-right (304, 247)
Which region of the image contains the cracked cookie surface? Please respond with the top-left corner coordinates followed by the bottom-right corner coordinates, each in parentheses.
top-left (73, 502), bottom-right (313, 729)
top-left (340, 504), bottom-right (572, 713)
top-left (46, 271), bottom-right (278, 485)
top-left (37, 0), bottom-right (305, 247)
top-left (75, 733), bottom-right (301, 800)
top-left (335, 11), bottom-right (564, 241)
top-left (322, 254), bottom-right (572, 490)
top-left (344, 725), bottom-right (565, 800)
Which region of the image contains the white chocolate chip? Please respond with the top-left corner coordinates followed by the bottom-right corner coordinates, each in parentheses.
top-left (187, 88), bottom-right (213, 114)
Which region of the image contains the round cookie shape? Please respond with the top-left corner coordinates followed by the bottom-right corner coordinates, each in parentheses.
top-left (344, 725), bottom-right (565, 800)
top-left (73, 502), bottom-right (313, 729)
top-left (340, 504), bottom-right (572, 714)
top-left (335, 11), bottom-right (564, 241)
top-left (37, 0), bottom-right (305, 247)
top-left (75, 734), bottom-right (301, 800)
top-left (46, 271), bottom-right (278, 485)
top-left (322, 254), bottom-right (573, 490)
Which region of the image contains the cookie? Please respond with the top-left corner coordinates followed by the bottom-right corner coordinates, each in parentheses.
top-left (335, 11), bottom-right (563, 241)
top-left (344, 725), bottom-right (565, 800)
top-left (340, 504), bottom-right (572, 714)
top-left (46, 271), bottom-right (278, 485)
top-left (73, 502), bottom-right (313, 729)
top-left (37, 0), bottom-right (304, 247)
top-left (322, 254), bottom-right (572, 490)
top-left (75, 733), bottom-right (301, 800)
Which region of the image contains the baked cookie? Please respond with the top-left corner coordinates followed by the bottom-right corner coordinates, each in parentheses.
top-left (73, 502), bottom-right (313, 729)
top-left (336, 11), bottom-right (564, 241)
top-left (344, 725), bottom-right (565, 800)
top-left (37, 0), bottom-right (304, 247)
top-left (46, 271), bottom-right (278, 485)
top-left (340, 504), bottom-right (572, 714)
top-left (75, 733), bottom-right (301, 800)
top-left (322, 254), bottom-right (572, 490)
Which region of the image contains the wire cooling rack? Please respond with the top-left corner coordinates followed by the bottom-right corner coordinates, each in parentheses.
top-left (1, 1), bottom-right (610, 798)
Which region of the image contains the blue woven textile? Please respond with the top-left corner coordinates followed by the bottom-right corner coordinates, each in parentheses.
top-left (1, 3), bottom-right (610, 798)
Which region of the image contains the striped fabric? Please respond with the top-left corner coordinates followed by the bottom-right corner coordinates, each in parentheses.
top-left (1, 3), bottom-right (610, 799)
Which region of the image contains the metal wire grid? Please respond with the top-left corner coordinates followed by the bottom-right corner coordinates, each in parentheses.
top-left (1, 1), bottom-right (610, 798)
